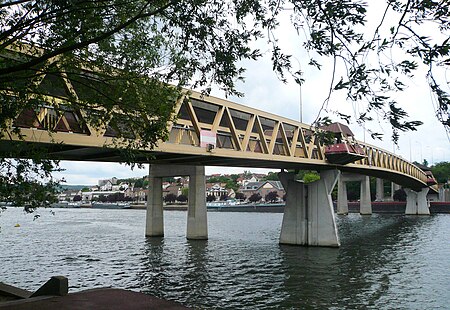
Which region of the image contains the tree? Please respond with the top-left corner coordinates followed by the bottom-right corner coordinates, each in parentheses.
top-left (265, 191), bottom-right (279, 203)
top-left (393, 188), bottom-right (407, 202)
top-left (431, 161), bottom-right (450, 184)
top-left (303, 172), bottom-right (320, 184)
top-left (248, 193), bottom-right (262, 203)
top-left (235, 192), bottom-right (246, 201)
top-left (164, 193), bottom-right (177, 204)
top-left (2, 1), bottom-right (449, 210)
top-left (181, 187), bottom-right (189, 197)
top-left (134, 178), bottom-right (144, 189)
top-left (177, 194), bottom-right (188, 203)
top-left (206, 194), bottom-right (216, 202)
top-left (219, 194), bottom-right (228, 201)
top-left (262, 172), bottom-right (279, 181)
top-left (297, 171), bottom-right (320, 184)
top-left (73, 195), bottom-right (82, 202)
top-left (98, 195), bottom-right (107, 203)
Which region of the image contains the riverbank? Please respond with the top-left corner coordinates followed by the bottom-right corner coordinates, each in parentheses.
top-left (47, 201), bottom-right (450, 213)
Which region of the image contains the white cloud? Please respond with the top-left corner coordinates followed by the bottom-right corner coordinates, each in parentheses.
top-left (54, 162), bottom-right (148, 185)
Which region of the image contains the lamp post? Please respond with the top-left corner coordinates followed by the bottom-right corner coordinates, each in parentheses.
top-left (427, 146), bottom-right (434, 166)
top-left (292, 56), bottom-right (303, 123)
top-left (415, 140), bottom-right (422, 163)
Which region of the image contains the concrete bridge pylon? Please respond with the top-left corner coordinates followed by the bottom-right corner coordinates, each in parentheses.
top-left (145, 164), bottom-right (208, 240)
top-left (278, 170), bottom-right (340, 247)
top-left (405, 188), bottom-right (430, 215)
top-left (337, 173), bottom-right (372, 215)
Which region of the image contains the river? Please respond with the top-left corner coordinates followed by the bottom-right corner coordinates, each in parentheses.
top-left (1, 208), bottom-right (449, 309)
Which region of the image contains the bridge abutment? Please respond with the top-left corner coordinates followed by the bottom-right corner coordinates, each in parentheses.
top-left (405, 188), bottom-right (430, 215)
top-left (278, 170), bottom-right (340, 247)
top-left (145, 164), bottom-right (208, 239)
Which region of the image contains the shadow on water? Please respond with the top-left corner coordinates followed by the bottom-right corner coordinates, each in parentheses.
top-left (278, 214), bottom-right (437, 309)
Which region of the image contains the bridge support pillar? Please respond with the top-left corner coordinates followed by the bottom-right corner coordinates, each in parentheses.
top-left (405, 188), bottom-right (430, 215)
top-left (339, 173), bottom-right (372, 215)
top-left (391, 183), bottom-right (401, 200)
top-left (145, 164), bottom-right (208, 239)
top-left (146, 168), bottom-right (164, 237)
top-left (278, 170), bottom-right (340, 247)
top-left (186, 166), bottom-right (208, 240)
top-left (375, 178), bottom-right (384, 201)
top-left (360, 176), bottom-right (372, 215)
top-left (337, 177), bottom-right (348, 215)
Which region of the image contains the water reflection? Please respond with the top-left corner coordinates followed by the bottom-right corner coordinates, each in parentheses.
top-left (279, 246), bottom-right (340, 308)
top-left (1, 209), bottom-right (448, 309)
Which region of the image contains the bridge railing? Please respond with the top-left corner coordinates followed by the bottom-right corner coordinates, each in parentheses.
top-left (168, 92), bottom-right (429, 185)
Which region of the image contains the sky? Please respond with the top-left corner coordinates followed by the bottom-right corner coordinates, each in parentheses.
top-left (54, 4), bottom-right (450, 185)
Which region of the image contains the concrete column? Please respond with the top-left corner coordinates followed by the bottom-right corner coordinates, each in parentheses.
top-left (405, 188), bottom-right (430, 215)
top-left (360, 176), bottom-right (372, 215)
top-left (391, 183), bottom-right (401, 200)
top-left (278, 172), bottom-right (307, 245)
top-left (145, 167), bottom-right (164, 237)
top-left (337, 176), bottom-right (348, 215)
top-left (145, 164), bottom-right (208, 239)
top-left (278, 170), bottom-right (340, 247)
top-left (187, 166), bottom-right (208, 240)
top-left (375, 178), bottom-right (384, 201)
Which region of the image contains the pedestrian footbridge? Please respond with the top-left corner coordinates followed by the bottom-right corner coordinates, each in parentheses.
top-left (1, 49), bottom-right (436, 247)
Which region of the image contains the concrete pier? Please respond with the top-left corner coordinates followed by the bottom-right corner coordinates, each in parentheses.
top-left (375, 178), bottom-right (384, 201)
top-left (391, 183), bottom-right (401, 200)
top-left (405, 188), bottom-right (430, 215)
top-left (360, 176), bottom-right (372, 215)
top-left (337, 177), bottom-right (348, 215)
top-left (337, 173), bottom-right (372, 215)
top-left (146, 165), bottom-right (207, 239)
top-left (146, 174), bottom-right (164, 237)
top-left (279, 170), bottom-right (340, 247)
top-left (186, 166), bottom-right (208, 239)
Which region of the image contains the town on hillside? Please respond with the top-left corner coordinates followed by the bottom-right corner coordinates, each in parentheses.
top-left (57, 171), bottom-right (287, 206)
top-left (57, 162), bottom-right (450, 207)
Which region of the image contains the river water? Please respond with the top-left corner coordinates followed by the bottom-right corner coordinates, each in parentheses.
top-left (1, 208), bottom-right (449, 309)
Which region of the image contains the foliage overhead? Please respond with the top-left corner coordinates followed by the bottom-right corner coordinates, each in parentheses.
top-left (1, 1), bottom-right (449, 209)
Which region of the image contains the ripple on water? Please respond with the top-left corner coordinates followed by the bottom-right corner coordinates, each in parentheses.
top-left (1, 208), bottom-right (449, 309)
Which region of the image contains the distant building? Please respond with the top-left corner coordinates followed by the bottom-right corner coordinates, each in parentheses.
top-left (240, 181), bottom-right (285, 201)
top-left (98, 177), bottom-right (118, 190)
top-left (163, 184), bottom-right (183, 197)
top-left (57, 190), bottom-right (81, 202)
top-left (206, 183), bottom-right (228, 200)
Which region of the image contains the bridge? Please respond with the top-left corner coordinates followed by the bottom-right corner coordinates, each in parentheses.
top-left (1, 50), bottom-right (436, 247)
